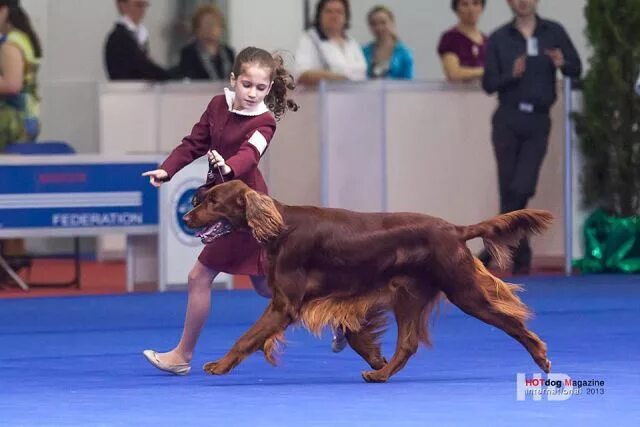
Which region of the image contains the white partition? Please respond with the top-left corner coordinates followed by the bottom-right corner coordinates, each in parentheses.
top-left (99, 81), bottom-right (574, 267)
top-left (320, 81), bottom-right (567, 259)
top-left (320, 81), bottom-right (386, 211)
top-left (99, 82), bottom-right (224, 262)
top-left (99, 82), bottom-right (226, 155)
top-left (387, 82), bottom-right (565, 257)
top-left (156, 84), bottom-right (224, 153)
top-left (263, 90), bottom-right (322, 206)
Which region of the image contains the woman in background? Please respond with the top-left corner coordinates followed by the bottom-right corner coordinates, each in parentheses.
top-left (0, 0), bottom-right (42, 279)
top-left (437, 0), bottom-right (487, 82)
top-left (294, 0), bottom-right (366, 86)
top-left (362, 6), bottom-right (414, 80)
top-left (178, 4), bottom-right (235, 81)
top-left (0, 0), bottom-right (40, 150)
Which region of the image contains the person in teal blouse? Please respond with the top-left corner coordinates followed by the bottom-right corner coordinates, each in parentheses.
top-left (362, 5), bottom-right (414, 80)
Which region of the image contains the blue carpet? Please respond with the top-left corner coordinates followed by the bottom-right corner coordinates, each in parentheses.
top-left (1, 275), bottom-right (639, 426)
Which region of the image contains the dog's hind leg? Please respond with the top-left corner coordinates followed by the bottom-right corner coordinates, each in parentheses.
top-left (346, 309), bottom-right (388, 370)
top-left (361, 288), bottom-right (436, 383)
top-left (443, 259), bottom-right (550, 373)
top-left (203, 301), bottom-right (292, 375)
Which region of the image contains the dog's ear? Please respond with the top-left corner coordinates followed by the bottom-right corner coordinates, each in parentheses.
top-left (244, 190), bottom-right (284, 242)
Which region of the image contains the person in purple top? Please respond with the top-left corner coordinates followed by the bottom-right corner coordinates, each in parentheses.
top-left (437, 0), bottom-right (487, 82)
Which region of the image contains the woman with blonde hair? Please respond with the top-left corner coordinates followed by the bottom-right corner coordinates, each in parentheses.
top-left (362, 5), bottom-right (414, 79)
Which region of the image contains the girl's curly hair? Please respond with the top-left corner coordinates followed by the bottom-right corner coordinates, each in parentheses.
top-left (232, 47), bottom-right (299, 121)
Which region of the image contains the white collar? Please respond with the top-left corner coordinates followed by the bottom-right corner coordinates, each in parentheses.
top-left (223, 87), bottom-right (270, 116)
top-left (118, 15), bottom-right (148, 46)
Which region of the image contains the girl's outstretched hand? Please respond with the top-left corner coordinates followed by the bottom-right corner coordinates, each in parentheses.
top-left (142, 169), bottom-right (169, 187)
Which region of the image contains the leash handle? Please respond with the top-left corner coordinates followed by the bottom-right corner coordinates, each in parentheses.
top-left (216, 165), bottom-right (226, 183)
top-left (208, 150), bottom-right (226, 183)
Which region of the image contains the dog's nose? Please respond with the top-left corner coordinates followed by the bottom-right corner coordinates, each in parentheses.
top-left (182, 212), bottom-right (192, 223)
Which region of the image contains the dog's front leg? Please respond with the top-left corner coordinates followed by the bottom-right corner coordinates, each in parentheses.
top-left (204, 302), bottom-right (291, 375)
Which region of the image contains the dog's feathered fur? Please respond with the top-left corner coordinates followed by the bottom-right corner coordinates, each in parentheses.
top-left (184, 180), bottom-right (552, 382)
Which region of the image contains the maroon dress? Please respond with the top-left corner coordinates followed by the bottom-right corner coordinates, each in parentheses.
top-left (437, 27), bottom-right (487, 68)
top-left (160, 88), bottom-right (277, 275)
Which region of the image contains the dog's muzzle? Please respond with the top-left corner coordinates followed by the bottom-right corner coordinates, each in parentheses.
top-left (195, 218), bottom-right (233, 244)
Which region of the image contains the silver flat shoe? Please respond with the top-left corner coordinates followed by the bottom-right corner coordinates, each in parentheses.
top-left (143, 350), bottom-right (191, 376)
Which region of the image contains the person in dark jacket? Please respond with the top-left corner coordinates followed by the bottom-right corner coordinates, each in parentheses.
top-left (104, 0), bottom-right (169, 81)
top-left (480, 0), bottom-right (581, 274)
top-left (177, 4), bottom-right (234, 81)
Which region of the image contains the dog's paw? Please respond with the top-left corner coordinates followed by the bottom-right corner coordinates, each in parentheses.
top-left (203, 360), bottom-right (230, 375)
top-left (369, 357), bottom-right (388, 371)
top-left (540, 358), bottom-right (551, 374)
top-left (532, 354), bottom-right (551, 374)
top-left (203, 361), bottom-right (219, 375)
top-left (361, 369), bottom-right (388, 383)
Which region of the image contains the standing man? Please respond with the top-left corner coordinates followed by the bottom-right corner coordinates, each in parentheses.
top-left (105, 0), bottom-right (169, 81)
top-left (481, 0), bottom-right (581, 274)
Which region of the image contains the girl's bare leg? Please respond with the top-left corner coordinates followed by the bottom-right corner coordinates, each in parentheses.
top-left (155, 261), bottom-right (218, 365)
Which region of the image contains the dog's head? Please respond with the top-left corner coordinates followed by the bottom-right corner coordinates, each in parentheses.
top-left (183, 180), bottom-right (285, 244)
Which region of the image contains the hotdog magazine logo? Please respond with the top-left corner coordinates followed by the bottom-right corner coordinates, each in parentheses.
top-left (516, 373), bottom-right (606, 401)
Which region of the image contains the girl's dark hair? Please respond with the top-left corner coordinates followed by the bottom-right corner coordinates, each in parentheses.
top-left (451, 0), bottom-right (486, 12)
top-left (232, 47), bottom-right (299, 121)
top-left (0, 0), bottom-right (42, 58)
top-left (313, 0), bottom-right (350, 41)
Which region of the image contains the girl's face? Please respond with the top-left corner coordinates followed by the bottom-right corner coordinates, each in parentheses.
top-left (368, 10), bottom-right (395, 41)
top-left (196, 13), bottom-right (223, 44)
top-left (320, 0), bottom-right (347, 36)
top-left (229, 64), bottom-right (273, 111)
top-left (455, 0), bottom-right (484, 26)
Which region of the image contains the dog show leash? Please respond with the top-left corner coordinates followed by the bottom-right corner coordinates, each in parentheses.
top-left (207, 150), bottom-right (226, 184)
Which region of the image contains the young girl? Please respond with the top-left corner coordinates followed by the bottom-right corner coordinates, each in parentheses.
top-left (142, 47), bottom-right (298, 375)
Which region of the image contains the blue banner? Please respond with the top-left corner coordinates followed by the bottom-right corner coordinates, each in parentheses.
top-left (0, 163), bottom-right (159, 229)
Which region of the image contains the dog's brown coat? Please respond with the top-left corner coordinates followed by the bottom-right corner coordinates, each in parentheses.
top-left (185, 180), bottom-right (552, 382)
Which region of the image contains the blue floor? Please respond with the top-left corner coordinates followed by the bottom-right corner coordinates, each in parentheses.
top-left (1, 275), bottom-right (639, 426)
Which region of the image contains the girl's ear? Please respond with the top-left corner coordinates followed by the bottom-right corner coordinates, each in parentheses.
top-left (229, 72), bottom-right (236, 88)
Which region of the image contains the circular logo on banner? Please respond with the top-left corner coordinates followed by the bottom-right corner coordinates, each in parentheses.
top-left (171, 179), bottom-right (203, 246)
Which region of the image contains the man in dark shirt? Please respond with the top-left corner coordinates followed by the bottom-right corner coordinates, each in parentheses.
top-left (481, 0), bottom-right (581, 274)
top-left (104, 0), bottom-right (169, 81)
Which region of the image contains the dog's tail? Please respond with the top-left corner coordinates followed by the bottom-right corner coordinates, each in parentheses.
top-left (455, 209), bottom-right (553, 269)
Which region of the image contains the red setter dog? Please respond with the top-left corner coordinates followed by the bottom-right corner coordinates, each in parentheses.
top-left (184, 180), bottom-right (553, 382)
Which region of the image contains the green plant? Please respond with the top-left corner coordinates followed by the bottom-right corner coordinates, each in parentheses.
top-left (574, 0), bottom-right (640, 217)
